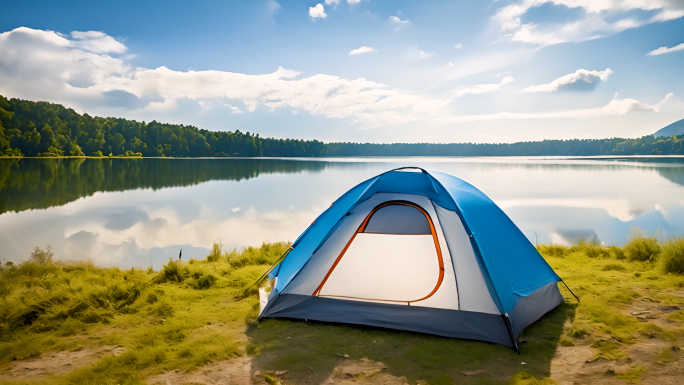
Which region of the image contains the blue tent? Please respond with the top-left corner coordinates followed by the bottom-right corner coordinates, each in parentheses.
top-left (258, 168), bottom-right (564, 351)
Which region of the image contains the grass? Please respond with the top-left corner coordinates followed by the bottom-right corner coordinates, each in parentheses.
top-left (1, 237), bottom-right (683, 384)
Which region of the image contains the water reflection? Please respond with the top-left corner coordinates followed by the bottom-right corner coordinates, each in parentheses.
top-left (1, 157), bottom-right (683, 268)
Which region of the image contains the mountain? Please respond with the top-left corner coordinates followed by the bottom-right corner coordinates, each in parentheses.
top-left (654, 118), bottom-right (684, 137)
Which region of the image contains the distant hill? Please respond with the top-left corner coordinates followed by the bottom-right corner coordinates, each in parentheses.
top-left (654, 118), bottom-right (684, 137)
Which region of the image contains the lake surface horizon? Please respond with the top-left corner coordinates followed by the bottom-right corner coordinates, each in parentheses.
top-left (2, 156), bottom-right (683, 268)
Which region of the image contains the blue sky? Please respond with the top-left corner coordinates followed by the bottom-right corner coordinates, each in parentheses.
top-left (1, 0), bottom-right (683, 143)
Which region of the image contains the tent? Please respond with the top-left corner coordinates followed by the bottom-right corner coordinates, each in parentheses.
top-left (257, 167), bottom-right (566, 351)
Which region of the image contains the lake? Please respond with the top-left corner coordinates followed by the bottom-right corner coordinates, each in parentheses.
top-left (1, 157), bottom-right (683, 268)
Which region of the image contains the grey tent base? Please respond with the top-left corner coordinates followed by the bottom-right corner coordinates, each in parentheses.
top-left (262, 294), bottom-right (514, 347)
top-left (260, 283), bottom-right (564, 350)
top-left (509, 282), bottom-right (564, 338)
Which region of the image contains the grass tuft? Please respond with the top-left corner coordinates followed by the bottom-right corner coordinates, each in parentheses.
top-left (624, 229), bottom-right (661, 262)
top-left (661, 236), bottom-right (684, 275)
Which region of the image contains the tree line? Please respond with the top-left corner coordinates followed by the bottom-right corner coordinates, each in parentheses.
top-left (0, 158), bottom-right (336, 214)
top-left (0, 94), bottom-right (682, 157)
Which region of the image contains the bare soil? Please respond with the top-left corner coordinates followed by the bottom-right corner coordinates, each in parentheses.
top-left (550, 294), bottom-right (684, 385)
top-left (0, 345), bottom-right (124, 382)
top-left (147, 355), bottom-right (254, 385)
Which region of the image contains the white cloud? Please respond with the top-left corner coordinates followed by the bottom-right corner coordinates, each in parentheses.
top-left (0, 27), bottom-right (442, 128)
top-left (494, 0), bottom-right (684, 46)
top-left (2, 27), bottom-right (679, 136)
top-left (443, 93), bottom-right (674, 122)
top-left (454, 43), bottom-right (463, 49)
top-left (647, 42), bottom-right (684, 56)
top-left (309, 3), bottom-right (327, 20)
top-left (267, 1), bottom-right (282, 17)
top-left (225, 104), bottom-right (243, 114)
top-left (388, 15), bottom-right (411, 31)
top-left (349, 46), bottom-right (377, 55)
top-left (324, 0), bottom-right (340, 5)
top-left (453, 76), bottom-right (514, 97)
top-left (347, 0), bottom-right (361, 3)
top-left (522, 68), bottom-right (613, 93)
top-left (70, 31), bottom-right (127, 54)
top-left (419, 49), bottom-right (435, 59)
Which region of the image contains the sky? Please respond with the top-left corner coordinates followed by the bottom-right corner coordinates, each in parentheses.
top-left (1, 0), bottom-right (683, 143)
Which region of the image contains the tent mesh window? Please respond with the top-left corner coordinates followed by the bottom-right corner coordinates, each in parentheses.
top-left (362, 203), bottom-right (431, 235)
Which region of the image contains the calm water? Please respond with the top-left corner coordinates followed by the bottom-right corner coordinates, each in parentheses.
top-left (1, 157), bottom-right (684, 268)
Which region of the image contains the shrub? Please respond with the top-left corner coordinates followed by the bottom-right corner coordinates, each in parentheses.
top-left (624, 231), bottom-right (660, 262)
top-left (661, 237), bottom-right (684, 275)
top-left (146, 292), bottom-right (159, 304)
top-left (226, 242), bottom-right (290, 269)
top-left (207, 241), bottom-right (223, 263)
top-left (193, 274), bottom-right (217, 289)
top-left (608, 245), bottom-right (625, 260)
top-left (153, 259), bottom-right (185, 283)
top-left (28, 246), bottom-right (54, 265)
top-left (570, 239), bottom-right (605, 258)
top-left (537, 244), bottom-right (568, 257)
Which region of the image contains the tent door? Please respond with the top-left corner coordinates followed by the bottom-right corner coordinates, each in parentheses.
top-left (313, 201), bottom-right (444, 304)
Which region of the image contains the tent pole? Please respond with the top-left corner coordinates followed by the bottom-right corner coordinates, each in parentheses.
top-left (243, 247), bottom-right (293, 295)
top-left (502, 314), bottom-right (520, 354)
top-left (561, 280), bottom-right (580, 303)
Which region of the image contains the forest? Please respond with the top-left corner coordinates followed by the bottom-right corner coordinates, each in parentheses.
top-left (0, 95), bottom-right (682, 157)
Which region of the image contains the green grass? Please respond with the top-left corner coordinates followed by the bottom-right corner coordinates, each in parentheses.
top-left (0, 242), bottom-right (288, 385)
top-left (1, 237), bottom-right (684, 384)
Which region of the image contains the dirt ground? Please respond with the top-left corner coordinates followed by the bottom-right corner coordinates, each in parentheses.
top-left (147, 355), bottom-right (254, 385)
top-left (1, 340), bottom-right (682, 385)
top-left (549, 294), bottom-right (684, 385)
top-left (0, 345), bottom-right (124, 382)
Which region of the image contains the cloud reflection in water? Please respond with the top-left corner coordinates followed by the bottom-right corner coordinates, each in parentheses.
top-left (0, 157), bottom-right (683, 268)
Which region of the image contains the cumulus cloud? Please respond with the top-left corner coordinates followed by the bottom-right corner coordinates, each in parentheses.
top-left (0, 27), bottom-right (441, 128)
top-left (70, 31), bottom-right (127, 54)
top-left (454, 43), bottom-right (463, 49)
top-left (347, 0), bottom-right (361, 3)
top-left (647, 42), bottom-right (684, 56)
top-left (454, 76), bottom-right (514, 97)
top-left (388, 15), bottom-right (411, 31)
top-left (324, 0), bottom-right (340, 5)
top-left (309, 3), bottom-right (327, 20)
top-left (494, 0), bottom-right (684, 46)
top-left (443, 93), bottom-right (674, 122)
top-left (349, 46), bottom-right (377, 55)
top-left (522, 68), bottom-right (613, 93)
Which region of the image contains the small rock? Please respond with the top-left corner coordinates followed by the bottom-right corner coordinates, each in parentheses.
top-left (631, 311), bottom-right (650, 315)
top-left (521, 362), bottom-right (526, 365)
top-left (605, 369), bottom-right (616, 375)
top-left (275, 370), bottom-right (288, 375)
top-left (459, 369), bottom-right (485, 376)
top-left (671, 346), bottom-right (681, 352)
top-left (336, 353), bottom-right (349, 358)
top-left (112, 347), bottom-right (125, 357)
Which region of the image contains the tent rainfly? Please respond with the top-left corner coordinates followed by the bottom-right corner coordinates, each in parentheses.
top-left (257, 168), bottom-right (567, 352)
